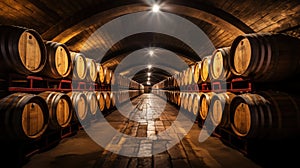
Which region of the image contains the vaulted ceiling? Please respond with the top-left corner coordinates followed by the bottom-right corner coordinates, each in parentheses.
top-left (1, 0), bottom-right (299, 85)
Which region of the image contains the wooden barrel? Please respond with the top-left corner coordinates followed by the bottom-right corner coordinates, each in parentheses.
top-left (97, 92), bottom-right (106, 112)
top-left (200, 56), bottom-right (212, 83)
top-left (192, 93), bottom-right (201, 116)
top-left (85, 92), bottom-right (99, 117)
top-left (86, 58), bottom-right (98, 82)
top-left (67, 92), bottom-right (88, 122)
top-left (39, 91), bottom-right (73, 130)
top-left (0, 25), bottom-right (46, 74)
top-left (187, 93), bottom-right (195, 113)
top-left (173, 91), bottom-right (178, 105)
top-left (105, 91), bottom-right (112, 110)
top-left (41, 41), bottom-right (71, 78)
top-left (111, 72), bottom-right (116, 85)
top-left (209, 92), bottom-right (235, 128)
top-left (229, 33), bottom-right (300, 82)
top-left (110, 92), bottom-right (116, 107)
top-left (0, 93), bottom-right (49, 140)
top-left (230, 91), bottom-right (300, 139)
top-left (182, 93), bottom-right (189, 110)
top-left (178, 92), bottom-right (183, 106)
top-left (210, 47), bottom-right (232, 80)
top-left (105, 69), bottom-right (112, 85)
top-left (193, 61), bottom-right (202, 84)
top-left (187, 66), bottom-right (194, 85)
top-left (70, 52), bottom-right (87, 80)
top-left (199, 92), bottom-right (214, 121)
top-left (183, 70), bottom-right (188, 86)
top-left (98, 64), bottom-right (106, 84)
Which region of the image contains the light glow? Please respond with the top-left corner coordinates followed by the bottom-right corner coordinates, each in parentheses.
top-left (147, 64), bottom-right (152, 69)
top-left (152, 4), bottom-right (160, 13)
top-left (147, 72), bottom-right (151, 76)
top-left (149, 50), bottom-right (154, 56)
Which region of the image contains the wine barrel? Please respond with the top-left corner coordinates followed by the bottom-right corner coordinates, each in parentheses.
top-left (187, 93), bottom-right (195, 113)
top-left (39, 91), bottom-right (73, 130)
top-left (178, 92), bottom-right (183, 106)
top-left (229, 33), bottom-right (300, 82)
top-left (210, 47), bottom-right (232, 80)
top-left (192, 93), bottom-right (201, 116)
top-left (187, 66), bottom-right (194, 85)
top-left (105, 91), bottom-right (111, 110)
top-left (111, 72), bottom-right (116, 86)
top-left (200, 56), bottom-right (212, 83)
top-left (193, 61), bottom-right (202, 84)
top-left (0, 25), bottom-right (46, 74)
top-left (209, 92), bottom-right (235, 128)
top-left (98, 64), bottom-right (106, 84)
top-left (69, 52), bottom-right (87, 80)
top-left (41, 41), bottom-right (71, 78)
top-left (199, 92), bottom-right (215, 121)
top-left (110, 92), bottom-right (116, 107)
top-left (85, 92), bottom-right (99, 117)
top-left (67, 92), bottom-right (88, 122)
top-left (183, 70), bottom-right (188, 86)
top-left (97, 92), bottom-right (106, 112)
top-left (86, 58), bottom-right (98, 82)
top-left (0, 93), bottom-right (49, 140)
top-left (182, 93), bottom-right (189, 110)
top-left (230, 91), bottom-right (300, 139)
top-left (105, 69), bottom-right (112, 85)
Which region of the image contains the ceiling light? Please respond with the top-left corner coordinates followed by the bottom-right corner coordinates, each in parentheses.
top-left (147, 64), bottom-right (152, 69)
top-left (147, 72), bottom-right (151, 76)
top-left (152, 4), bottom-right (160, 13)
top-left (147, 81), bottom-right (151, 85)
top-left (149, 50), bottom-right (154, 56)
top-left (147, 77), bottom-right (150, 80)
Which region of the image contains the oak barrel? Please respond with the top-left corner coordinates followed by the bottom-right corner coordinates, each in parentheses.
top-left (105, 91), bottom-right (111, 110)
top-left (39, 91), bottom-right (73, 130)
top-left (98, 64), bottom-right (106, 84)
top-left (67, 92), bottom-right (88, 122)
top-left (199, 92), bottom-right (215, 121)
top-left (105, 69), bottom-right (112, 85)
top-left (0, 93), bottom-right (49, 140)
top-left (209, 92), bottom-right (235, 128)
top-left (192, 93), bottom-right (201, 117)
top-left (97, 91), bottom-right (106, 112)
top-left (200, 56), bottom-right (212, 83)
top-left (230, 91), bottom-right (300, 139)
top-left (85, 92), bottom-right (99, 116)
top-left (187, 93), bottom-right (195, 113)
top-left (41, 41), bottom-right (71, 78)
top-left (210, 47), bottom-right (232, 80)
top-left (69, 52), bottom-right (87, 80)
top-left (86, 58), bottom-right (98, 82)
top-left (229, 33), bottom-right (300, 82)
top-left (0, 25), bottom-right (46, 74)
top-left (193, 61), bottom-right (202, 84)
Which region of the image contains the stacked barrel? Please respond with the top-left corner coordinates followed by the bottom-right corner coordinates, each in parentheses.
top-left (153, 32), bottom-right (300, 142)
top-left (0, 25), bottom-right (144, 144)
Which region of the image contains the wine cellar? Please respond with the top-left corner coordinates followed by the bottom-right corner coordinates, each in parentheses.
top-left (0, 0), bottom-right (300, 167)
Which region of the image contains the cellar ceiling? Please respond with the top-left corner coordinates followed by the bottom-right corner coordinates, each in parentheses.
top-left (1, 0), bottom-right (299, 85)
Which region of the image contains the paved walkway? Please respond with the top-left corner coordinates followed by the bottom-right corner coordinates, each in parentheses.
top-left (24, 94), bottom-right (260, 168)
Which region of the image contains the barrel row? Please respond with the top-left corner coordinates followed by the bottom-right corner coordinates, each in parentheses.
top-left (153, 90), bottom-right (300, 140)
top-left (154, 32), bottom-right (300, 90)
top-left (0, 90), bottom-right (141, 141)
top-left (0, 25), bottom-right (146, 90)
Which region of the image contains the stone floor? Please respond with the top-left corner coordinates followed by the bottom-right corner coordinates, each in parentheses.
top-left (23, 94), bottom-right (261, 168)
